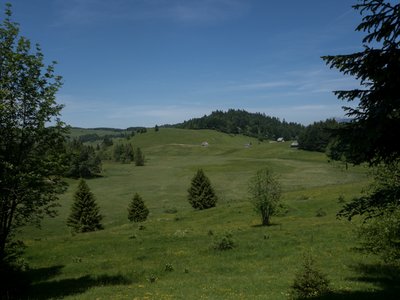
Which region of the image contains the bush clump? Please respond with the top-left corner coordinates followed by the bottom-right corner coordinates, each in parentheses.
top-left (213, 232), bottom-right (235, 251)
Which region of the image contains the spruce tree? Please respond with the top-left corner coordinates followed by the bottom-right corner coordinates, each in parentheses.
top-left (127, 193), bottom-right (149, 223)
top-left (187, 169), bottom-right (217, 210)
top-left (134, 147), bottom-right (145, 166)
top-left (322, 0), bottom-right (400, 166)
top-left (67, 179), bottom-right (103, 233)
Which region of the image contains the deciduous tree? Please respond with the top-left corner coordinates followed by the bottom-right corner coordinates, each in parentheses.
top-left (248, 168), bottom-right (281, 226)
top-left (0, 4), bottom-right (67, 263)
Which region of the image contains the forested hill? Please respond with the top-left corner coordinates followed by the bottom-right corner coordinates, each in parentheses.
top-left (172, 109), bottom-right (305, 140)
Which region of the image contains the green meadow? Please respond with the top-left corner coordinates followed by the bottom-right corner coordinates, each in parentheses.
top-left (19, 128), bottom-right (397, 299)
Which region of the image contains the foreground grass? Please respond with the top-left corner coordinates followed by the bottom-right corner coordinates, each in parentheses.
top-left (19, 129), bottom-right (398, 299)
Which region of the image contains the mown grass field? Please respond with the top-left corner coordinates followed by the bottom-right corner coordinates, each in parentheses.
top-left (19, 128), bottom-right (398, 299)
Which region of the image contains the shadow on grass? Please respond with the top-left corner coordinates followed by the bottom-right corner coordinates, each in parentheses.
top-left (24, 265), bottom-right (132, 299)
top-left (251, 223), bottom-right (281, 228)
top-left (300, 263), bottom-right (400, 300)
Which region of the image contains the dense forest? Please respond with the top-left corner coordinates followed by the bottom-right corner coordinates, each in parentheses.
top-left (172, 109), bottom-right (305, 140)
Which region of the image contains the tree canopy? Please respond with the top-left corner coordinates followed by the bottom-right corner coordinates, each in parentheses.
top-left (298, 119), bottom-right (339, 153)
top-left (175, 109), bottom-right (304, 141)
top-left (0, 4), bottom-right (67, 263)
top-left (322, 0), bottom-right (400, 166)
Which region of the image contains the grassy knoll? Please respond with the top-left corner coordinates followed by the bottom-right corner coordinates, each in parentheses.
top-left (19, 128), bottom-right (398, 299)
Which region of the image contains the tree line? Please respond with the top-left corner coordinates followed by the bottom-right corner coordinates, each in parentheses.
top-left (173, 109), bottom-right (305, 141)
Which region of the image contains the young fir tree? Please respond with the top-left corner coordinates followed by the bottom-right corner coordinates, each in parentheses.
top-left (187, 169), bottom-right (217, 210)
top-left (134, 147), bottom-right (145, 166)
top-left (128, 193), bottom-right (149, 223)
top-left (67, 179), bottom-right (103, 233)
top-left (291, 254), bottom-right (330, 299)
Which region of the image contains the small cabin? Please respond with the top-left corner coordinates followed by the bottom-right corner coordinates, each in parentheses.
top-left (277, 137), bottom-right (285, 142)
top-left (290, 141), bottom-right (299, 148)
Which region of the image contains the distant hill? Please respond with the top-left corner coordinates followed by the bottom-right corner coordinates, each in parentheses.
top-left (171, 109), bottom-right (305, 140)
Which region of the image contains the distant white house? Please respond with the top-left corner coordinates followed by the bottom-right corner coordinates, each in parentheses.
top-left (290, 141), bottom-right (299, 148)
top-left (277, 137), bottom-right (285, 142)
top-left (201, 141), bottom-right (209, 147)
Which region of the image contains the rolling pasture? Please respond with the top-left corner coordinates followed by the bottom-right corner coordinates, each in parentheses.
top-left (20, 128), bottom-right (395, 299)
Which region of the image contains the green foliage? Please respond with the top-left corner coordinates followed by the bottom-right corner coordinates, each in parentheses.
top-left (164, 263), bottom-right (174, 272)
top-left (65, 139), bottom-right (102, 178)
top-left (127, 193), bottom-right (149, 223)
top-left (323, 0), bottom-right (400, 266)
top-left (113, 142), bottom-right (134, 163)
top-left (290, 254), bottom-right (330, 299)
top-left (134, 147), bottom-right (145, 166)
top-left (0, 3), bottom-right (67, 263)
top-left (338, 160), bottom-right (400, 220)
top-left (67, 179), bottom-right (103, 233)
top-left (322, 1), bottom-right (400, 166)
top-left (298, 119), bottom-right (339, 152)
top-left (248, 168), bottom-right (282, 226)
top-left (102, 136), bottom-right (113, 147)
top-left (175, 109), bottom-right (304, 140)
top-left (357, 206), bottom-right (400, 263)
top-left (212, 232), bottom-right (235, 251)
top-left (187, 169), bottom-right (218, 210)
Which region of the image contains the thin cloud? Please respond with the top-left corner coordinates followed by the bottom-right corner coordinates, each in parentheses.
top-left (53, 0), bottom-right (250, 26)
top-left (235, 80), bottom-right (294, 90)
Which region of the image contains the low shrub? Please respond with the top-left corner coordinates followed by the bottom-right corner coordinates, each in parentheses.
top-left (213, 232), bottom-right (235, 251)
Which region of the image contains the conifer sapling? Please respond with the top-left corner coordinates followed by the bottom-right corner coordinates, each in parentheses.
top-left (128, 193), bottom-right (149, 222)
top-left (67, 179), bottom-right (103, 233)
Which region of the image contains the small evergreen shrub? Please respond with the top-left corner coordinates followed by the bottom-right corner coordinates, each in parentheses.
top-left (290, 254), bottom-right (330, 299)
top-left (134, 147), bottom-right (145, 166)
top-left (128, 193), bottom-right (149, 223)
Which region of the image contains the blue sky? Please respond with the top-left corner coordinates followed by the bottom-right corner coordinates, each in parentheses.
top-left (10, 0), bottom-right (364, 128)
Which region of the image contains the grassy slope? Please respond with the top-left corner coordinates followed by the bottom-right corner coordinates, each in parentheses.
top-left (21, 128), bottom-right (390, 299)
